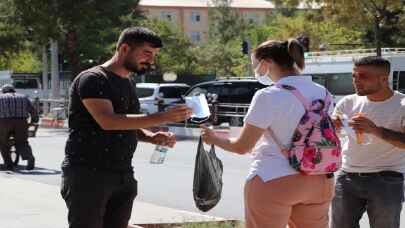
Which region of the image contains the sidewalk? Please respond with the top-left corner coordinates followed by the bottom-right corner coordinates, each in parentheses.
top-left (0, 173), bottom-right (226, 228)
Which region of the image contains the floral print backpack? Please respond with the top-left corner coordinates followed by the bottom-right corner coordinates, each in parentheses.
top-left (268, 84), bottom-right (342, 175)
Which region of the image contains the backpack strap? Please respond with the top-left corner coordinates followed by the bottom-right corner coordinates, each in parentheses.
top-left (324, 90), bottom-right (332, 112)
top-left (267, 127), bottom-right (289, 158)
top-left (275, 84), bottom-right (311, 111)
top-left (269, 83), bottom-right (311, 158)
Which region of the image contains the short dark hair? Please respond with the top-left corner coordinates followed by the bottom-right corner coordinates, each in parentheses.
top-left (354, 56), bottom-right (390, 74)
top-left (116, 27), bottom-right (163, 50)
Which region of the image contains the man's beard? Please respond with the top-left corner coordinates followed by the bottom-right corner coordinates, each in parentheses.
top-left (355, 85), bottom-right (380, 96)
top-left (123, 60), bottom-right (148, 75)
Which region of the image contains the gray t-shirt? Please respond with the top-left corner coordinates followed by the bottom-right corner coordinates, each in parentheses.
top-left (333, 91), bottom-right (405, 173)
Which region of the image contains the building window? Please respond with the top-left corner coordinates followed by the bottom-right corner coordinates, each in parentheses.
top-left (190, 32), bottom-right (201, 42)
top-left (190, 11), bottom-right (201, 23)
top-left (393, 71), bottom-right (405, 92)
top-left (160, 11), bottom-right (175, 21)
top-left (245, 12), bottom-right (259, 24)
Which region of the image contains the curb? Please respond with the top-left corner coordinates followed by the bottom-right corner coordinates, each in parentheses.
top-left (39, 117), bottom-right (66, 128)
top-left (130, 220), bottom-right (240, 228)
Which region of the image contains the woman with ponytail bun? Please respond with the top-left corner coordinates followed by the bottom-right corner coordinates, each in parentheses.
top-left (287, 38), bottom-right (305, 70)
top-left (201, 38), bottom-right (334, 228)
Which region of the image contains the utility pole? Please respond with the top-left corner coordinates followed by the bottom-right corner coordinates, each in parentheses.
top-left (42, 44), bottom-right (49, 113)
top-left (242, 40), bottom-right (252, 76)
top-left (50, 39), bottom-right (60, 109)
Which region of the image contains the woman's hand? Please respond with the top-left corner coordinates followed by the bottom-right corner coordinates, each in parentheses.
top-left (200, 125), bottom-right (218, 145)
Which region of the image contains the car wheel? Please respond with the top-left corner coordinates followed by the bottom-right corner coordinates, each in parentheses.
top-left (230, 117), bottom-right (242, 127)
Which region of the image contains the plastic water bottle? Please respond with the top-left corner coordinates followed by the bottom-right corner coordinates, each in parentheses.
top-left (150, 145), bottom-right (168, 164)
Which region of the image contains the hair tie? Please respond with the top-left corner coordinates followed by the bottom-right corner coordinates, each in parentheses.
top-left (283, 40), bottom-right (289, 49)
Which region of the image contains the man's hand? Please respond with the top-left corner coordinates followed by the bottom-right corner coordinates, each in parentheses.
top-left (150, 131), bottom-right (176, 148)
top-left (349, 115), bottom-right (380, 136)
top-left (160, 105), bottom-right (192, 123)
top-left (331, 116), bottom-right (343, 131)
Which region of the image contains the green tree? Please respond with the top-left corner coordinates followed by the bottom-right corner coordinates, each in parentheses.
top-left (322, 0), bottom-right (404, 56)
top-left (0, 1), bottom-right (42, 72)
top-left (271, 0), bottom-right (405, 55)
top-left (57, 0), bottom-right (141, 77)
top-left (0, 0), bottom-right (31, 61)
top-left (7, 0), bottom-right (141, 78)
top-left (265, 12), bottom-right (362, 51)
top-left (121, 15), bottom-right (206, 75)
top-left (7, 49), bottom-right (42, 72)
top-left (206, 0), bottom-right (249, 76)
top-left (138, 19), bottom-right (199, 75)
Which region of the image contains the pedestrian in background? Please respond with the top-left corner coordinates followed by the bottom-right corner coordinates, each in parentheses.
top-left (0, 84), bottom-right (38, 170)
top-left (331, 56), bottom-right (405, 228)
top-left (201, 38), bottom-right (334, 228)
top-left (60, 27), bottom-right (192, 228)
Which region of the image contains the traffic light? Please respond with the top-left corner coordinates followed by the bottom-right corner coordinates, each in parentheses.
top-left (241, 40), bottom-right (249, 55)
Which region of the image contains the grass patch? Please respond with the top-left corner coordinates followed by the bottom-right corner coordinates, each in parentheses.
top-left (134, 220), bottom-right (244, 228)
top-left (180, 221), bottom-right (243, 228)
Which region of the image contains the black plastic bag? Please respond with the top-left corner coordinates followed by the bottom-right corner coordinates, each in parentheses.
top-left (193, 136), bottom-right (224, 212)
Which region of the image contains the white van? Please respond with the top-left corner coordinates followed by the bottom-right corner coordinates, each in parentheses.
top-left (303, 48), bottom-right (405, 104)
top-left (0, 71), bottom-right (42, 98)
top-left (136, 83), bottom-right (190, 114)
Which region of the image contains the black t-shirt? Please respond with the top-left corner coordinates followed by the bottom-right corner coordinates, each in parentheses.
top-left (63, 66), bottom-right (140, 173)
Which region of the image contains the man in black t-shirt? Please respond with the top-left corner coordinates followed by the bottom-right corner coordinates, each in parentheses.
top-left (61, 27), bottom-right (192, 228)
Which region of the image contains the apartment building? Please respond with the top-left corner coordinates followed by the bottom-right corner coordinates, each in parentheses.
top-left (138, 0), bottom-right (275, 42)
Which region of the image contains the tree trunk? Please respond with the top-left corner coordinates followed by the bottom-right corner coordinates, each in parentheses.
top-left (67, 29), bottom-right (80, 80)
top-left (374, 17), bottom-right (382, 57)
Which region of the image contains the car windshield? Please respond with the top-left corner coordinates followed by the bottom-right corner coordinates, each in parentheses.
top-left (159, 86), bottom-right (189, 98)
top-left (187, 86), bottom-right (209, 96)
top-left (136, 87), bottom-right (155, 98)
top-left (311, 73), bottom-right (355, 95)
top-left (186, 81), bottom-right (265, 103)
top-left (13, 79), bottom-right (39, 89)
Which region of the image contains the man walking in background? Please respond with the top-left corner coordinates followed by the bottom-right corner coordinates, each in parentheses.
top-left (0, 84), bottom-right (38, 170)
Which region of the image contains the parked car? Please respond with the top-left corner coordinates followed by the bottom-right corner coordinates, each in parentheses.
top-left (136, 83), bottom-right (190, 114)
top-left (175, 79), bottom-right (267, 126)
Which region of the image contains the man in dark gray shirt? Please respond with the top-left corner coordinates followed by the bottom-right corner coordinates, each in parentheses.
top-left (0, 84), bottom-right (38, 170)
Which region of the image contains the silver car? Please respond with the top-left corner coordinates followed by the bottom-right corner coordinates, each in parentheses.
top-left (136, 83), bottom-right (190, 114)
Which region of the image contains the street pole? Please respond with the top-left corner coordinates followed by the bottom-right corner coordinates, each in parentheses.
top-left (50, 39), bottom-right (60, 110)
top-left (42, 45), bottom-right (50, 114)
top-left (244, 40), bottom-right (252, 77)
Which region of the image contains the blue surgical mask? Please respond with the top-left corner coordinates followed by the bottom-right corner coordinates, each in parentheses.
top-left (254, 61), bottom-right (273, 85)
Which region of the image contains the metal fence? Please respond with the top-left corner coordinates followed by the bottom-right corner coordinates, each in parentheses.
top-left (36, 98), bottom-right (68, 119)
